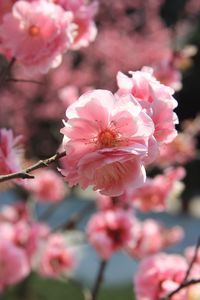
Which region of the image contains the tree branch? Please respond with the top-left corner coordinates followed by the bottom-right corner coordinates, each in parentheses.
top-left (161, 236), bottom-right (200, 300)
top-left (161, 278), bottom-right (200, 299)
top-left (0, 151), bottom-right (66, 183)
top-left (91, 260), bottom-right (107, 300)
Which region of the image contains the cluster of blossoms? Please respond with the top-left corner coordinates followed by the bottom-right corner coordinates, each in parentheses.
top-left (1, 60), bottom-right (198, 298)
top-left (60, 67), bottom-right (178, 196)
top-left (87, 208), bottom-right (184, 261)
top-left (0, 0), bottom-right (98, 74)
top-left (134, 253), bottom-right (200, 300)
top-left (0, 202), bottom-right (74, 291)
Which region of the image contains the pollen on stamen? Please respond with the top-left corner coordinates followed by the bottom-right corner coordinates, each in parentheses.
top-left (28, 25), bottom-right (40, 37)
top-left (98, 129), bottom-right (118, 147)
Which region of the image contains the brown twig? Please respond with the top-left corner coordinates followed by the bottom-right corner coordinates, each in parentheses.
top-left (161, 236), bottom-right (200, 300)
top-left (183, 236), bottom-right (200, 282)
top-left (161, 279), bottom-right (200, 300)
top-left (91, 260), bottom-right (107, 300)
top-left (0, 151), bottom-right (66, 183)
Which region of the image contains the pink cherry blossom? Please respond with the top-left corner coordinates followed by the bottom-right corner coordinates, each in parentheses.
top-left (127, 219), bottom-right (184, 259)
top-left (24, 169), bottom-right (66, 202)
top-left (0, 0), bottom-right (74, 74)
top-left (116, 67), bottom-right (178, 145)
top-left (51, 0), bottom-right (98, 50)
top-left (39, 234), bottom-right (74, 278)
top-left (126, 167), bottom-right (185, 212)
top-left (87, 209), bottom-right (135, 260)
top-left (0, 240), bottom-right (29, 292)
top-left (13, 221), bottom-right (49, 260)
top-left (154, 60), bottom-right (182, 91)
top-left (0, 202), bottom-right (30, 223)
top-left (0, 128), bottom-right (22, 178)
top-left (61, 89), bottom-right (155, 196)
top-left (58, 85), bottom-right (80, 108)
top-left (134, 253), bottom-right (189, 300)
top-left (156, 133), bottom-right (196, 166)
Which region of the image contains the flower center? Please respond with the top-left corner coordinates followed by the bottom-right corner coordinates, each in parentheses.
top-left (98, 129), bottom-right (118, 147)
top-left (28, 25), bottom-right (40, 37)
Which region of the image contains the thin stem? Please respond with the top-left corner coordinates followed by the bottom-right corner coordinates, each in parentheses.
top-left (0, 151), bottom-right (66, 183)
top-left (91, 260), bottom-right (107, 300)
top-left (161, 236), bottom-right (200, 300)
top-left (161, 279), bottom-right (200, 300)
top-left (183, 236), bottom-right (200, 282)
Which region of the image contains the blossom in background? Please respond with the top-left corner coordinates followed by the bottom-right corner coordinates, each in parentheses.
top-left (24, 169), bottom-right (67, 202)
top-left (134, 253), bottom-right (196, 300)
top-left (38, 234), bottom-right (74, 278)
top-left (0, 202), bottom-right (29, 223)
top-left (52, 0), bottom-right (98, 50)
top-left (87, 209), bottom-right (135, 260)
top-left (127, 219), bottom-right (184, 259)
top-left (0, 0), bottom-right (74, 74)
top-left (58, 85), bottom-right (80, 108)
top-left (156, 133), bottom-right (196, 166)
top-left (116, 67), bottom-right (178, 145)
top-left (125, 167), bottom-right (185, 212)
top-left (0, 240), bottom-right (30, 292)
top-left (12, 221), bottom-right (49, 260)
top-left (0, 128), bottom-right (22, 178)
top-left (61, 89), bottom-right (156, 196)
top-left (153, 60), bottom-right (182, 92)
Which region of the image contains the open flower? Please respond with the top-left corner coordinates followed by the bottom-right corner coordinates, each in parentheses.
top-left (61, 89), bottom-right (155, 196)
top-left (39, 234), bottom-right (74, 278)
top-left (116, 67), bottom-right (178, 145)
top-left (87, 209), bottom-right (135, 260)
top-left (134, 253), bottom-right (189, 300)
top-left (0, 240), bottom-right (29, 292)
top-left (0, 0), bottom-right (74, 74)
top-left (52, 0), bottom-right (98, 49)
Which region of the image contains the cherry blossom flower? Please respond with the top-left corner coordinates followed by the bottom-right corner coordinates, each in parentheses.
top-left (13, 221), bottom-right (49, 260)
top-left (0, 240), bottom-right (30, 292)
top-left (0, 0), bottom-right (75, 74)
top-left (125, 167), bottom-right (185, 212)
top-left (87, 209), bottom-right (135, 260)
top-left (39, 234), bottom-right (74, 278)
top-left (61, 89), bottom-right (155, 196)
top-left (52, 0), bottom-right (98, 50)
top-left (127, 219), bottom-right (184, 259)
top-left (154, 60), bottom-right (182, 91)
top-left (134, 253), bottom-right (190, 300)
top-left (156, 133), bottom-right (196, 166)
top-left (0, 202), bottom-right (30, 223)
top-left (116, 67), bottom-right (178, 145)
top-left (24, 169), bottom-right (66, 202)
